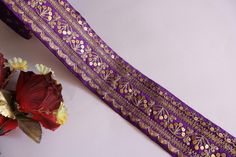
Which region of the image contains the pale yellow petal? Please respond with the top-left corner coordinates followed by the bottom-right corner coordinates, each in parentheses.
top-left (35, 64), bottom-right (54, 75)
top-left (54, 102), bottom-right (68, 125)
top-left (6, 57), bottom-right (28, 71)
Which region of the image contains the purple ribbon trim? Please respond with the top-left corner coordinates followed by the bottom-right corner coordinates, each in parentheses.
top-left (1, 0), bottom-right (236, 156)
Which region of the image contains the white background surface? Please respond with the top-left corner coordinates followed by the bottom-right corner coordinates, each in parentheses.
top-left (0, 0), bottom-right (236, 157)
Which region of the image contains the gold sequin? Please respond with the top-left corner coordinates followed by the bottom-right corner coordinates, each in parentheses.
top-left (78, 20), bottom-right (83, 25)
top-left (219, 133), bottom-right (223, 138)
top-left (200, 146), bottom-right (204, 150)
top-left (221, 153), bottom-right (226, 157)
top-left (194, 145), bottom-right (199, 150)
top-left (163, 115), bottom-right (168, 119)
top-left (216, 153), bottom-right (221, 157)
top-left (227, 138), bottom-right (231, 143)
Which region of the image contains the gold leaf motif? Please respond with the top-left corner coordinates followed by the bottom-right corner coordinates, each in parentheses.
top-left (0, 90), bottom-right (15, 119)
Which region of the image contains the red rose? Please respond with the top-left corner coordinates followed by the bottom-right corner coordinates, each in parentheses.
top-left (0, 115), bottom-right (17, 135)
top-left (0, 53), bottom-right (11, 88)
top-left (16, 71), bottom-right (63, 130)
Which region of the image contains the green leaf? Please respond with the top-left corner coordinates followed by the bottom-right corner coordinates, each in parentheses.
top-left (17, 116), bottom-right (42, 143)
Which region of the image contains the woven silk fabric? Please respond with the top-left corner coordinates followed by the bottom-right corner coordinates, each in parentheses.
top-left (1, 0), bottom-right (236, 156)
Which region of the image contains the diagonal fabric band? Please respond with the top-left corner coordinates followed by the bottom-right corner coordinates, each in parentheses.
top-left (1, 0), bottom-right (236, 156)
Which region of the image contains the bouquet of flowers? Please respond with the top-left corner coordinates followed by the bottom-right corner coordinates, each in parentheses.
top-left (0, 53), bottom-right (67, 143)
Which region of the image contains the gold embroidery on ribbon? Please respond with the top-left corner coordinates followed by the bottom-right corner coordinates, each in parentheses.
top-left (50, 1), bottom-right (236, 156)
top-left (51, 1), bottom-right (236, 156)
top-left (3, 0), bottom-right (236, 156)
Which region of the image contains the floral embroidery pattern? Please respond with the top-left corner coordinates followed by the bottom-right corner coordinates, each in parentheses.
top-left (35, 5), bottom-right (52, 21)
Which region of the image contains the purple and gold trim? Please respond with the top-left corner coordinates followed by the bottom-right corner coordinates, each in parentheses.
top-left (1, 0), bottom-right (236, 156)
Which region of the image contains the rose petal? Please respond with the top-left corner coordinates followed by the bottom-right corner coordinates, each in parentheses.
top-left (0, 115), bottom-right (17, 135)
top-left (16, 71), bottom-right (63, 130)
top-left (32, 113), bottom-right (60, 131)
